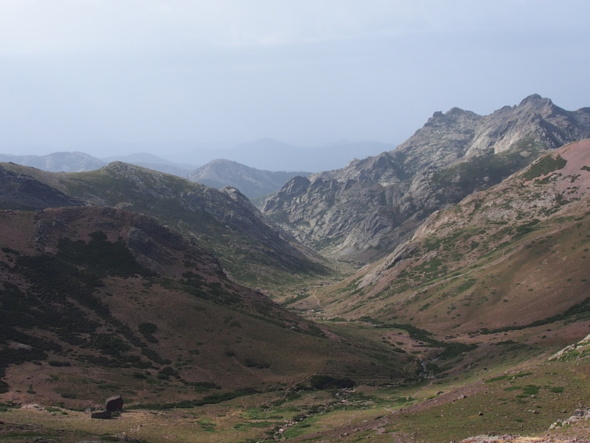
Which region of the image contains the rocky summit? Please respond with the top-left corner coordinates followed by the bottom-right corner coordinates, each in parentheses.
top-left (261, 94), bottom-right (590, 263)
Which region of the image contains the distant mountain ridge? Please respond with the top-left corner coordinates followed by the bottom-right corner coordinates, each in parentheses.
top-left (196, 138), bottom-right (396, 171)
top-left (189, 159), bottom-right (310, 200)
top-left (262, 94), bottom-right (590, 263)
top-left (101, 152), bottom-right (197, 177)
top-left (0, 152), bottom-right (105, 172)
top-left (0, 151), bottom-right (312, 199)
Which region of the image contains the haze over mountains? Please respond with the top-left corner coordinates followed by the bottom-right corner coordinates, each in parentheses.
top-left (2, 94), bottom-right (590, 441)
top-left (2, 139), bottom-right (393, 173)
top-left (0, 139), bottom-right (395, 199)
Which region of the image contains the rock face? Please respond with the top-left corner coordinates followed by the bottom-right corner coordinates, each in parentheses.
top-left (261, 95), bottom-right (590, 263)
top-left (339, 139), bottom-right (590, 332)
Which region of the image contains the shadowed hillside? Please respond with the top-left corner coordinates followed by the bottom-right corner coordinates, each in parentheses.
top-left (0, 161), bottom-right (330, 291)
top-left (0, 206), bottom-right (414, 409)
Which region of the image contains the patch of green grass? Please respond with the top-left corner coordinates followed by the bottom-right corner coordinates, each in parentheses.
top-left (523, 154), bottom-right (567, 180)
top-left (195, 419), bottom-right (217, 432)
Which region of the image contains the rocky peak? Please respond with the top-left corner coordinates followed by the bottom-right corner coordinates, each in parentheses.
top-left (263, 96), bottom-right (590, 263)
top-left (467, 94), bottom-right (589, 156)
top-left (518, 93), bottom-right (551, 107)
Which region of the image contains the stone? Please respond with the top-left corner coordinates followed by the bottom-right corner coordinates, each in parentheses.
top-left (90, 410), bottom-right (112, 419)
top-left (105, 395), bottom-right (124, 412)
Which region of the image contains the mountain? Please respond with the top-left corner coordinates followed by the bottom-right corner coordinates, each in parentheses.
top-left (262, 95), bottom-right (590, 263)
top-left (101, 152), bottom-right (197, 177)
top-left (2, 98), bottom-right (590, 442)
top-left (0, 205), bottom-right (412, 408)
top-left (309, 139), bottom-right (590, 339)
top-left (0, 161), bottom-right (329, 290)
top-left (0, 166), bottom-right (84, 210)
top-left (268, 140), bottom-right (590, 442)
top-left (207, 138), bottom-right (395, 172)
top-left (0, 152), bottom-right (105, 172)
top-left (188, 159), bottom-right (310, 200)
top-left (0, 151), bottom-right (197, 177)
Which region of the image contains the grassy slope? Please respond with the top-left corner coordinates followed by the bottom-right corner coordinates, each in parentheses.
top-left (0, 207), bottom-right (414, 412)
top-left (1, 354), bottom-right (588, 442)
top-left (0, 162), bottom-right (331, 292)
top-left (303, 144), bottom-right (590, 338)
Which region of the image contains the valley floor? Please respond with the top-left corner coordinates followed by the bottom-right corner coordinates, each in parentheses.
top-left (1, 331), bottom-right (589, 442)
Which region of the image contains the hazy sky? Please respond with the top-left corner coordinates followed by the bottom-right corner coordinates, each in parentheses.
top-left (1, 0), bottom-right (589, 156)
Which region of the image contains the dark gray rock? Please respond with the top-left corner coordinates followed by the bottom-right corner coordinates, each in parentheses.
top-left (90, 410), bottom-right (112, 419)
top-left (105, 395), bottom-right (123, 412)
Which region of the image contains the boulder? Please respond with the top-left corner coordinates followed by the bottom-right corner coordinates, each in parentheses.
top-left (90, 410), bottom-right (112, 419)
top-left (105, 395), bottom-right (124, 412)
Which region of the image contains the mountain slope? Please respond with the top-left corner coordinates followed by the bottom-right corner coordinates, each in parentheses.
top-left (262, 95), bottom-right (590, 263)
top-left (0, 161), bottom-right (329, 290)
top-left (0, 166), bottom-right (84, 210)
top-left (188, 159), bottom-right (310, 200)
top-left (312, 139), bottom-right (590, 343)
top-left (0, 206), bottom-right (413, 407)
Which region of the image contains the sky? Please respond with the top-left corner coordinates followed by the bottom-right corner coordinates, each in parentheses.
top-left (1, 0), bottom-right (589, 158)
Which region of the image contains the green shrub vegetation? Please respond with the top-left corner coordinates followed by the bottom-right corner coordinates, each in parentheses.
top-left (310, 375), bottom-right (356, 390)
top-left (522, 155), bottom-right (567, 180)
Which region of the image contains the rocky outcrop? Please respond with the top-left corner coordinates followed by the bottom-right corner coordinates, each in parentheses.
top-left (262, 95), bottom-right (590, 263)
top-left (549, 408), bottom-right (590, 431)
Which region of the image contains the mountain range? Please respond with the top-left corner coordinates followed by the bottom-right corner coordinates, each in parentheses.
top-left (1, 94), bottom-right (590, 442)
top-left (0, 151), bottom-right (310, 200)
top-left (188, 159), bottom-right (310, 200)
top-left (262, 94), bottom-right (590, 263)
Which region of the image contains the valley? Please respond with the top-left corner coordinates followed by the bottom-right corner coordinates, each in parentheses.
top-left (1, 96), bottom-right (590, 442)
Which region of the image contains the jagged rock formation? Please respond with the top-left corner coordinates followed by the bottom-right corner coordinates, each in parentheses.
top-left (262, 95), bottom-right (590, 263)
top-left (188, 159), bottom-right (310, 200)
